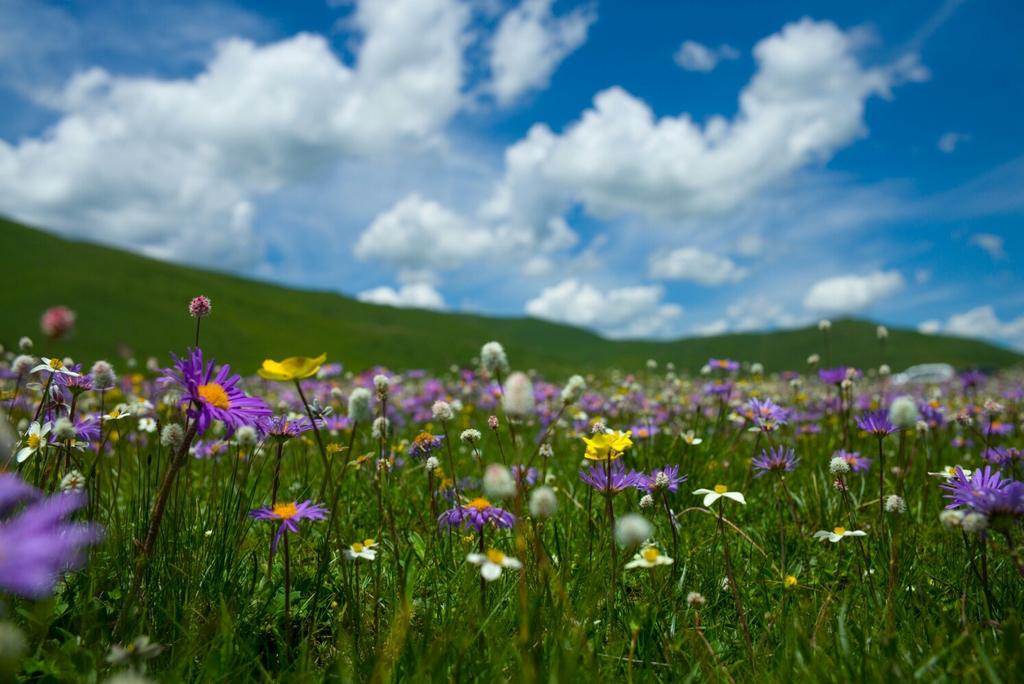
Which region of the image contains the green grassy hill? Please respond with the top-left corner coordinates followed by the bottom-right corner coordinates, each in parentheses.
top-left (1, 217), bottom-right (1020, 376)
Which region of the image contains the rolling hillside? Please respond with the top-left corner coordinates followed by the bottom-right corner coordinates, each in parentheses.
top-left (2, 217), bottom-right (1020, 376)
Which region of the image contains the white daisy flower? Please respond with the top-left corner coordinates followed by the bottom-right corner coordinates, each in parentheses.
top-left (138, 417), bottom-right (157, 433)
top-left (681, 430), bottom-right (703, 446)
top-left (466, 549), bottom-right (522, 581)
top-left (31, 357), bottom-right (80, 377)
top-left (693, 484), bottom-right (746, 507)
top-left (624, 545), bottom-right (674, 569)
top-left (15, 421), bottom-right (51, 463)
top-left (813, 526), bottom-right (867, 543)
top-left (344, 539), bottom-right (378, 561)
top-left (928, 465), bottom-right (971, 480)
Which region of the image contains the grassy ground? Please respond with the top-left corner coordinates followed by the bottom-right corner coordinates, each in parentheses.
top-left (2, 216), bottom-right (1021, 376)
top-left (3, 320), bottom-right (1022, 681)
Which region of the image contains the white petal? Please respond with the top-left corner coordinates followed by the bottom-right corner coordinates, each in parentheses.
top-left (15, 447), bottom-right (32, 463)
top-left (812, 531), bottom-right (829, 540)
top-left (829, 534), bottom-right (842, 542)
top-left (481, 562), bottom-right (502, 581)
top-left (503, 557), bottom-right (522, 569)
top-left (847, 530), bottom-right (866, 537)
top-left (692, 488), bottom-right (712, 495)
top-left (702, 492), bottom-right (721, 507)
top-left (723, 492), bottom-right (746, 505)
top-left (624, 559), bottom-right (646, 569)
top-left (465, 553), bottom-right (485, 565)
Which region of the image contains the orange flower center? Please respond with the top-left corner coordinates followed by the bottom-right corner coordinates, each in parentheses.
top-left (198, 382), bottom-right (230, 409)
top-left (272, 502), bottom-right (298, 520)
top-left (467, 497), bottom-right (492, 511)
top-left (486, 549), bottom-right (505, 564)
top-left (642, 547), bottom-right (660, 563)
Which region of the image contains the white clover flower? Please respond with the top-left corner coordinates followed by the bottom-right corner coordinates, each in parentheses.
top-left (614, 513), bottom-right (652, 547)
top-left (884, 495), bottom-right (906, 514)
top-left (480, 341), bottom-right (510, 377)
top-left (373, 374), bottom-right (390, 395)
top-left (639, 494), bottom-right (654, 509)
top-left (425, 456), bottom-right (441, 472)
top-left (431, 400), bottom-right (454, 422)
top-left (829, 456), bottom-right (851, 475)
top-left (818, 319), bottom-right (832, 331)
top-left (939, 509), bottom-right (965, 529)
top-left (460, 429), bottom-right (482, 445)
top-left (348, 388), bottom-right (373, 423)
top-left (693, 484), bottom-right (745, 507)
top-left (807, 354), bottom-right (820, 366)
top-left (879, 364), bottom-right (891, 376)
top-left (138, 417), bottom-right (157, 434)
top-left (750, 362), bottom-right (764, 375)
top-left (502, 371), bottom-right (535, 417)
top-left (686, 592), bottom-right (706, 608)
top-left (90, 360), bottom-right (116, 391)
top-left (813, 526), bottom-right (867, 543)
top-left (529, 486), bottom-right (558, 519)
top-left (466, 549), bottom-right (521, 581)
top-left (235, 425), bottom-right (258, 448)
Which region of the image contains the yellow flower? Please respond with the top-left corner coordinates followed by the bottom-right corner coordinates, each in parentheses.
top-left (258, 353), bottom-right (327, 381)
top-left (784, 575), bottom-right (798, 589)
top-left (582, 430), bottom-right (633, 461)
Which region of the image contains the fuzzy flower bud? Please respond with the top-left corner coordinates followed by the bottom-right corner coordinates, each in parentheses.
top-left (502, 371), bottom-right (535, 417)
top-left (160, 423), bottom-right (185, 450)
top-left (818, 319), bottom-right (831, 331)
top-left (962, 512), bottom-right (988, 533)
top-left (235, 425), bottom-right (258, 449)
top-left (639, 494), bottom-right (654, 509)
top-left (879, 364), bottom-right (891, 376)
top-left (560, 374), bottom-right (586, 404)
top-left (18, 336), bottom-right (32, 352)
top-left (425, 456), bottom-right (440, 472)
top-left (529, 486), bottom-right (558, 519)
top-left (487, 415), bottom-right (499, 430)
top-left (539, 443), bottom-right (554, 459)
top-left (686, 592), bottom-right (706, 608)
top-left (54, 417), bottom-right (76, 442)
top-left (483, 464), bottom-right (516, 500)
top-left (888, 396), bottom-right (920, 428)
top-left (939, 509), bottom-right (965, 529)
top-left (884, 495), bottom-right (906, 514)
top-left (90, 360), bottom-right (117, 391)
top-left (371, 417), bottom-right (390, 439)
top-left (348, 388), bottom-right (372, 423)
top-left (12, 355), bottom-right (34, 376)
top-left (807, 354), bottom-right (820, 366)
top-left (614, 513), bottom-right (652, 547)
top-left (480, 341), bottom-right (510, 377)
top-left (460, 429), bottom-right (481, 445)
top-left (373, 374), bottom-right (390, 397)
top-left (877, 325), bottom-right (888, 339)
top-left (40, 306), bottom-right (76, 340)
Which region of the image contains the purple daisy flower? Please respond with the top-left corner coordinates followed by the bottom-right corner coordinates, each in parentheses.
top-left (941, 466), bottom-right (1010, 511)
top-left (162, 348), bottom-right (271, 436)
top-left (752, 446), bottom-right (799, 477)
top-left (640, 464), bottom-right (687, 493)
top-left (708, 358), bottom-right (739, 372)
top-left (258, 414), bottom-right (317, 441)
top-left (833, 449), bottom-right (871, 473)
top-left (818, 367), bottom-right (849, 385)
top-left (744, 398), bottom-right (788, 431)
top-left (856, 410), bottom-right (898, 437)
top-left (249, 500), bottom-right (329, 553)
top-left (511, 464), bottom-right (538, 486)
top-left (438, 497), bottom-right (515, 531)
top-left (0, 474), bottom-right (103, 598)
top-left (972, 480), bottom-right (1024, 520)
top-left (579, 460), bottom-right (645, 494)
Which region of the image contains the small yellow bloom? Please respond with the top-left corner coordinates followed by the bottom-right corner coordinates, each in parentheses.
top-left (784, 575), bottom-right (798, 588)
top-left (582, 430), bottom-right (633, 461)
top-left (258, 353), bottom-right (328, 381)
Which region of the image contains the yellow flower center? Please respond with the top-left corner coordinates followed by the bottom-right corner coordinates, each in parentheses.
top-left (48, 358), bottom-right (64, 370)
top-left (27, 434), bottom-right (41, 449)
top-left (467, 497), bottom-right (492, 511)
top-left (642, 547), bottom-right (660, 563)
top-left (713, 484), bottom-right (728, 494)
top-left (272, 502), bottom-right (298, 520)
top-left (364, 538), bottom-right (375, 546)
top-left (785, 575), bottom-right (798, 588)
top-left (351, 542), bottom-right (364, 553)
top-left (833, 526), bottom-right (846, 536)
top-left (197, 382), bottom-right (230, 409)
top-left (486, 549), bottom-right (506, 564)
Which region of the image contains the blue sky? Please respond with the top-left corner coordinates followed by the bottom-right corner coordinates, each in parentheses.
top-left (2, 0), bottom-right (1023, 347)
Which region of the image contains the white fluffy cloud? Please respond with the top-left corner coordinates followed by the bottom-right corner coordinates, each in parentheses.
top-left (648, 247), bottom-right (747, 285)
top-left (0, 0), bottom-right (471, 268)
top-left (921, 306), bottom-right (1024, 349)
top-left (970, 232), bottom-right (1006, 260)
top-left (485, 18), bottom-right (926, 241)
top-left (354, 194), bottom-right (495, 270)
top-left (489, 0), bottom-right (595, 106)
top-left (937, 131), bottom-right (968, 153)
top-left (357, 282), bottom-right (446, 310)
top-left (803, 270), bottom-right (905, 313)
top-left (525, 278), bottom-right (683, 338)
top-left (672, 40), bottom-right (739, 72)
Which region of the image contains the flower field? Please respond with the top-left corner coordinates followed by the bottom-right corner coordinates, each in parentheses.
top-left (1, 302), bottom-right (1022, 683)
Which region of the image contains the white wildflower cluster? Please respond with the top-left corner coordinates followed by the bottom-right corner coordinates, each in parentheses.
top-left (614, 513), bottom-right (652, 547)
top-left (348, 387), bottom-right (373, 422)
top-left (529, 486), bottom-right (558, 519)
top-left (829, 456), bottom-right (850, 475)
top-left (432, 400), bottom-right (454, 422)
top-left (460, 429), bottom-right (482, 445)
top-left (888, 396), bottom-right (920, 428)
top-left (480, 341), bottom-right (509, 377)
top-left (503, 372), bottom-right (535, 417)
top-left (560, 374), bottom-right (586, 405)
